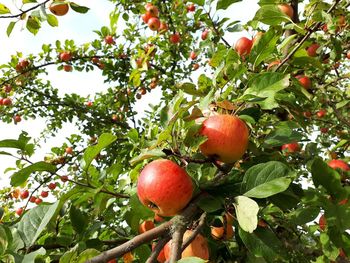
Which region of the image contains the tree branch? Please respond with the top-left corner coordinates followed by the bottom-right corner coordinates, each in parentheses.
top-left (146, 235), bottom-right (171, 263)
top-left (169, 225), bottom-right (186, 263)
top-left (0, 0), bottom-right (50, 19)
top-left (181, 212), bottom-right (207, 252)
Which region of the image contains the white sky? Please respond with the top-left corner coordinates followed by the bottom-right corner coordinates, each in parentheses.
top-left (0, 1), bottom-right (259, 187)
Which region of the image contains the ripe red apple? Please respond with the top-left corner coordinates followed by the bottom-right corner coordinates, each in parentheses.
top-left (187, 4), bottom-right (195, 12)
top-left (339, 248), bottom-right (346, 258)
top-left (48, 182), bottom-right (57, 190)
top-left (4, 85), bottom-right (12, 93)
top-left (138, 220), bottom-right (155, 234)
top-left (199, 114), bottom-right (249, 163)
top-left (29, 196), bottom-right (36, 203)
top-left (192, 63), bottom-right (199, 70)
top-left (49, 1), bottom-right (69, 16)
top-left (20, 190), bottom-right (29, 199)
top-left (319, 214), bottom-right (326, 231)
top-left (65, 147), bottom-right (73, 155)
top-left (190, 51), bottom-right (197, 60)
top-left (2, 98), bottom-right (12, 106)
top-left (164, 230), bottom-right (209, 260)
top-left (16, 208), bottom-right (23, 216)
top-left (148, 17), bottom-right (161, 31)
top-left (60, 175), bottom-right (69, 182)
top-left (91, 57), bottom-right (100, 64)
top-left (303, 111), bottom-right (312, 118)
top-left (41, 191), bottom-right (49, 198)
top-left (316, 109), bottom-right (326, 118)
top-left (145, 4), bottom-right (159, 17)
top-left (63, 64), bottom-right (73, 72)
top-left (235, 37), bottom-right (253, 57)
top-left (35, 198), bottom-right (43, 205)
top-left (307, 43), bottom-right (320, 57)
top-left (86, 101), bottom-right (93, 107)
top-left (328, 159), bottom-right (350, 171)
top-left (159, 22), bottom-right (168, 33)
top-left (201, 29), bottom-right (209, 40)
top-left (296, 75), bottom-right (311, 89)
top-left (278, 4), bottom-right (294, 18)
top-left (142, 12), bottom-right (152, 24)
top-left (137, 159), bottom-right (193, 216)
top-left (104, 35), bottom-right (115, 45)
top-left (107, 259), bottom-right (116, 263)
top-left (152, 243), bottom-right (166, 263)
top-left (211, 224), bottom-right (234, 240)
top-left (281, 142), bottom-right (300, 153)
top-left (320, 127), bottom-right (329, 134)
top-left (347, 52), bottom-right (350, 59)
top-left (19, 59), bottom-right (29, 68)
top-left (14, 115), bottom-right (22, 123)
top-left (0, 98), bottom-right (3, 105)
top-left (169, 33), bottom-right (181, 44)
top-left (59, 51), bottom-right (72, 62)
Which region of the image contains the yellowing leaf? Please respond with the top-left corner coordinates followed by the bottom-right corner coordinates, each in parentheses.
top-left (234, 196), bottom-right (259, 233)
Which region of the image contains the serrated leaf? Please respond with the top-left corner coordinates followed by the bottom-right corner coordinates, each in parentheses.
top-left (83, 133), bottom-right (117, 170)
top-left (11, 162), bottom-right (57, 187)
top-left (16, 202), bottom-right (60, 247)
top-left (241, 161), bottom-right (293, 198)
top-left (234, 196), bottom-right (259, 233)
top-left (217, 0), bottom-right (242, 10)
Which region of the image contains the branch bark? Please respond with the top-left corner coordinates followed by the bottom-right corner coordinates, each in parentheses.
top-left (145, 235), bottom-right (171, 263)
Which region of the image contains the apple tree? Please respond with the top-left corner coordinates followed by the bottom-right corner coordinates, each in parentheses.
top-left (0, 0), bottom-right (349, 262)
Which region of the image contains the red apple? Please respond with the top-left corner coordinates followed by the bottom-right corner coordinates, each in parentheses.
top-left (16, 208), bottom-right (23, 216)
top-left (187, 4), bottom-right (195, 12)
top-left (138, 220), bottom-right (155, 234)
top-left (148, 17), bottom-right (161, 31)
top-left (14, 115), bottom-right (22, 123)
top-left (328, 159), bottom-right (350, 171)
top-left (2, 98), bottom-right (12, 106)
top-left (0, 98), bottom-right (3, 105)
top-left (63, 64), bottom-right (73, 72)
top-left (307, 43), bottom-right (320, 57)
top-left (339, 248), bottom-right (346, 258)
top-left (170, 33), bottom-right (181, 44)
top-left (201, 29), bottom-right (209, 40)
top-left (303, 111), bottom-right (312, 118)
top-left (107, 259), bottom-right (116, 263)
top-left (29, 196), bottom-right (36, 203)
top-left (258, 219), bottom-right (268, 228)
top-left (316, 109), bottom-right (326, 118)
top-left (190, 51), bottom-right (197, 60)
top-left (65, 147), bottom-right (73, 155)
top-left (159, 22), bottom-right (168, 33)
top-left (91, 57), bottom-right (100, 64)
top-left (48, 182), bottom-right (57, 190)
top-left (235, 37), bottom-right (253, 57)
top-left (20, 190), bottom-right (29, 199)
top-left (320, 127), bottom-right (329, 134)
top-left (145, 4), bottom-right (159, 17)
top-left (281, 142), bottom-right (300, 154)
top-left (296, 75), bottom-right (311, 90)
top-left (4, 85), bottom-right (12, 93)
top-left (41, 191), bottom-right (49, 198)
top-left (154, 213), bottom-right (164, 222)
top-left (347, 52), bottom-right (350, 59)
top-left (199, 114), bottom-right (249, 163)
top-left (104, 35), bottom-right (115, 45)
top-left (86, 101), bottom-right (93, 107)
top-left (142, 12), bottom-right (152, 24)
top-left (152, 243), bottom-right (166, 263)
top-left (211, 224), bottom-right (234, 240)
top-left (278, 4), bottom-right (294, 18)
top-left (338, 199), bottom-right (348, 205)
top-left (319, 214), bottom-right (326, 231)
top-left (192, 63), bottom-right (199, 70)
top-left (137, 159), bottom-right (193, 216)
top-left (164, 230), bottom-right (209, 260)
top-left (59, 51), bottom-right (72, 62)
top-left (60, 175), bottom-right (69, 182)
top-left (19, 59), bottom-right (29, 68)
top-left (35, 198), bottom-right (43, 205)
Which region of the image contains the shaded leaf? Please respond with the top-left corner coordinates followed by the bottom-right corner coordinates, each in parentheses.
top-left (11, 162), bottom-right (56, 187)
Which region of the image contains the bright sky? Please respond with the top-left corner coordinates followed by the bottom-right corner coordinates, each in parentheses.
top-left (0, 1), bottom-right (259, 187)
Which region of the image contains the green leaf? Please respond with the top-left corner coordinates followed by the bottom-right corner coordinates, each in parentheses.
top-left (0, 133), bottom-right (31, 150)
top-left (6, 21), bottom-right (16, 37)
top-left (240, 73), bottom-right (290, 109)
top-left (0, 225), bottom-right (9, 256)
top-left (134, 244), bottom-right (151, 262)
top-left (320, 233), bottom-right (339, 260)
top-left (16, 202), bottom-right (60, 247)
top-left (69, 2), bottom-right (90, 13)
top-left (197, 195), bottom-right (223, 212)
top-left (125, 194), bottom-right (154, 232)
top-left (129, 149), bottom-right (166, 166)
top-left (263, 121), bottom-right (303, 147)
top-left (26, 16), bottom-right (41, 35)
top-left (83, 133), bottom-right (117, 170)
top-left (239, 227), bottom-right (287, 261)
top-left (46, 14), bottom-right (58, 27)
top-left (217, 0), bottom-right (242, 10)
top-left (234, 196), bottom-right (259, 233)
top-left (11, 162), bottom-right (56, 187)
top-left (0, 3), bottom-right (10, 14)
top-left (22, 247), bottom-right (46, 263)
top-left (311, 158), bottom-right (345, 196)
top-left (176, 82), bottom-right (206, 96)
top-left (183, 124), bottom-right (207, 150)
top-left (253, 5), bottom-right (291, 25)
top-left (76, 249), bottom-right (100, 263)
top-left (69, 206), bottom-right (88, 234)
top-left (241, 161), bottom-right (293, 198)
top-left (288, 206), bottom-right (319, 225)
top-left (178, 257), bottom-right (207, 263)
top-left (22, 0), bottom-right (37, 3)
